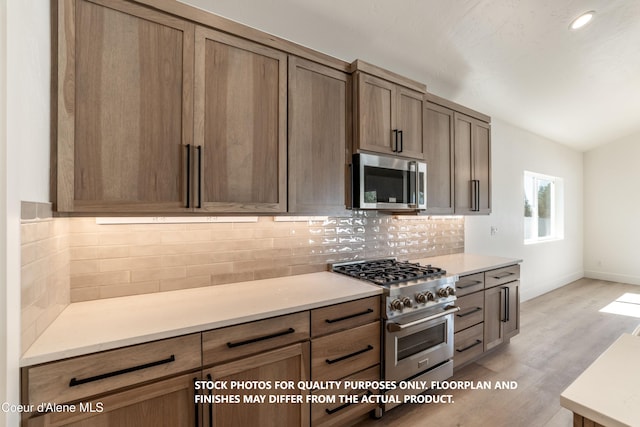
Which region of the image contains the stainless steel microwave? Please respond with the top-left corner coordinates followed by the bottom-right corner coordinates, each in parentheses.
top-left (352, 153), bottom-right (427, 210)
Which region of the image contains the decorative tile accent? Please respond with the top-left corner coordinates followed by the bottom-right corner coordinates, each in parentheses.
top-left (67, 213), bottom-right (464, 302)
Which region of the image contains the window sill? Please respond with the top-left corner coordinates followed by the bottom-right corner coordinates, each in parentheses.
top-left (524, 237), bottom-right (564, 245)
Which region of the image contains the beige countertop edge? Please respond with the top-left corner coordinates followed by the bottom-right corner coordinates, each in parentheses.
top-left (411, 253), bottom-right (523, 276)
top-left (559, 333), bottom-right (640, 427)
top-left (21, 272), bottom-right (382, 367)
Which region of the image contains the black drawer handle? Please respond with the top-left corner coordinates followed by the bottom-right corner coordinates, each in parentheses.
top-left (227, 328), bottom-right (295, 348)
top-left (326, 345), bottom-right (374, 365)
top-left (492, 272), bottom-right (516, 280)
top-left (325, 390), bottom-right (372, 415)
top-left (456, 340), bottom-right (482, 353)
top-left (193, 376), bottom-right (200, 427)
top-left (325, 308), bottom-right (374, 324)
top-left (456, 307), bottom-right (482, 318)
top-left (69, 355), bottom-right (176, 387)
top-left (457, 280), bottom-right (482, 289)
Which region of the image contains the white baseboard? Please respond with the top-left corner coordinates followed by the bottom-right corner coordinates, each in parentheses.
top-left (584, 271), bottom-right (640, 286)
top-left (520, 270), bottom-right (584, 302)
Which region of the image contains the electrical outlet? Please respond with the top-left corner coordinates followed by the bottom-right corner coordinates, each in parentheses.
top-left (490, 226), bottom-right (498, 236)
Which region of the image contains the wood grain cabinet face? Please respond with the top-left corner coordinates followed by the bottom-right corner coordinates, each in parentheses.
top-left (54, 0), bottom-right (195, 213)
top-left (484, 267), bottom-right (520, 352)
top-left (354, 73), bottom-right (424, 160)
top-left (288, 57), bottom-right (351, 214)
top-left (194, 27), bottom-right (287, 213)
top-left (454, 112), bottom-right (491, 215)
top-left (203, 343), bottom-right (310, 427)
top-left (26, 372), bottom-right (199, 427)
top-left (423, 102), bottom-right (455, 214)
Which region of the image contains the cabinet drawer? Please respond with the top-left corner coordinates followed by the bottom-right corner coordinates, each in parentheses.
top-left (311, 365), bottom-right (380, 427)
top-left (454, 323), bottom-right (484, 368)
top-left (454, 292), bottom-right (484, 333)
top-left (455, 273), bottom-right (484, 296)
top-left (202, 312), bottom-right (310, 366)
top-left (25, 333), bottom-right (201, 406)
top-left (311, 296), bottom-right (380, 338)
top-left (484, 264), bottom-right (520, 289)
top-left (312, 321), bottom-right (380, 381)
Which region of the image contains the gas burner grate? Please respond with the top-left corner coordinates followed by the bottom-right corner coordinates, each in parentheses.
top-left (332, 259), bottom-right (446, 286)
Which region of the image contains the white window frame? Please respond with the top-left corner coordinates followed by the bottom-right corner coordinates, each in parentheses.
top-left (524, 171), bottom-right (564, 244)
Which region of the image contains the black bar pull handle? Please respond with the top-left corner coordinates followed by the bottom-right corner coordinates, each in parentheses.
top-left (207, 374), bottom-right (213, 427)
top-left (185, 144), bottom-right (191, 208)
top-left (470, 180), bottom-right (476, 211)
top-left (326, 345), bottom-right (374, 365)
top-left (457, 280), bottom-right (483, 289)
top-left (196, 145), bottom-right (202, 208)
top-left (325, 308), bottom-right (374, 324)
top-left (476, 180), bottom-right (481, 211)
top-left (193, 377), bottom-right (199, 427)
top-left (501, 287), bottom-right (508, 322)
top-left (456, 339), bottom-right (482, 353)
top-left (398, 130), bottom-right (403, 153)
top-left (505, 286), bottom-right (510, 322)
top-left (227, 328), bottom-right (295, 348)
top-left (492, 272), bottom-right (515, 280)
top-left (456, 307), bottom-right (482, 318)
top-left (392, 129), bottom-right (398, 152)
top-left (325, 390), bottom-right (372, 415)
top-left (69, 355), bottom-right (176, 387)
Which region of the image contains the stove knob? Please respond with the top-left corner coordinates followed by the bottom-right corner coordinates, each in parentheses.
top-left (401, 297), bottom-right (412, 308)
top-left (437, 288), bottom-right (450, 298)
top-left (415, 293), bottom-right (427, 304)
top-left (390, 299), bottom-right (404, 311)
top-left (424, 291), bottom-right (435, 301)
top-left (446, 286), bottom-right (456, 296)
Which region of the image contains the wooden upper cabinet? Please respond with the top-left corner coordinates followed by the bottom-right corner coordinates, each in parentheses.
top-left (454, 112), bottom-right (491, 214)
top-left (353, 63), bottom-right (425, 160)
top-left (288, 57), bottom-right (351, 214)
top-left (54, 0), bottom-right (194, 213)
top-left (424, 101), bottom-right (455, 214)
top-left (194, 27), bottom-right (287, 213)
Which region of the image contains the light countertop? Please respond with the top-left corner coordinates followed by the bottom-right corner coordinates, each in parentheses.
top-left (21, 272), bottom-right (381, 367)
top-left (560, 333), bottom-right (640, 427)
top-left (412, 253), bottom-right (522, 276)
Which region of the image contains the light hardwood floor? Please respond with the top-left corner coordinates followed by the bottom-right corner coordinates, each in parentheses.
top-left (357, 278), bottom-right (640, 427)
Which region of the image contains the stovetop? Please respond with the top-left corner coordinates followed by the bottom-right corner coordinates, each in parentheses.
top-left (331, 259), bottom-right (447, 286)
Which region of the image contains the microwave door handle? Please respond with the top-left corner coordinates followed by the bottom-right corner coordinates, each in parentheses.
top-left (410, 161), bottom-right (418, 208)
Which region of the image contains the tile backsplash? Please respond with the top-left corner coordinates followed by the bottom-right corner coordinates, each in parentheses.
top-left (21, 204), bottom-right (70, 353)
top-left (67, 213), bottom-right (464, 302)
top-left (20, 206), bottom-right (463, 352)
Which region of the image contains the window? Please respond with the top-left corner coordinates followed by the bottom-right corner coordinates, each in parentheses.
top-left (524, 171), bottom-right (564, 243)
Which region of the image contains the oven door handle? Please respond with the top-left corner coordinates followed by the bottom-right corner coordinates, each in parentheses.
top-left (386, 305), bottom-right (460, 332)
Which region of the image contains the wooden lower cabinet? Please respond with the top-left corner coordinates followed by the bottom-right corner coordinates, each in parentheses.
top-left (453, 265), bottom-right (520, 370)
top-left (203, 342), bottom-right (310, 427)
top-left (26, 372), bottom-right (198, 427)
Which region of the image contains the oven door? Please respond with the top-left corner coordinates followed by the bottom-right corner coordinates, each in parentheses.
top-left (384, 305), bottom-right (459, 382)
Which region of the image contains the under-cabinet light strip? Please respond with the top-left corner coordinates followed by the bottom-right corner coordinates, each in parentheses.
top-left (95, 216), bottom-right (259, 225)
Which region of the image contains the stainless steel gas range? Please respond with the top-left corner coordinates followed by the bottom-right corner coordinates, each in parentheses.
top-left (331, 259), bottom-right (459, 411)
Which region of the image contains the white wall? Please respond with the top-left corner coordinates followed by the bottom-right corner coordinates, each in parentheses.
top-left (465, 118), bottom-right (584, 302)
top-left (584, 132), bottom-right (640, 284)
top-left (2, 1), bottom-right (50, 425)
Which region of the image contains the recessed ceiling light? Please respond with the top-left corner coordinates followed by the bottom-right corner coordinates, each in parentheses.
top-left (570, 11), bottom-right (595, 30)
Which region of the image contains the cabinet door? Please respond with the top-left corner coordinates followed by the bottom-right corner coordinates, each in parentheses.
top-left (204, 343), bottom-right (310, 427)
top-left (473, 120), bottom-right (492, 214)
top-left (454, 112), bottom-right (491, 214)
top-left (26, 373), bottom-right (198, 427)
top-left (504, 281), bottom-right (520, 340)
top-left (55, 0), bottom-right (194, 213)
top-left (483, 285), bottom-right (505, 351)
top-left (355, 73), bottom-right (396, 155)
top-left (288, 57), bottom-right (351, 214)
top-left (424, 102), bottom-right (454, 214)
top-left (194, 27), bottom-right (287, 213)
top-left (396, 87), bottom-right (425, 159)
top-left (484, 282), bottom-right (519, 351)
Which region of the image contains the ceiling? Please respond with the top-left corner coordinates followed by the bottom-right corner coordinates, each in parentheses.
top-left (181, 0), bottom-right (640, 152)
